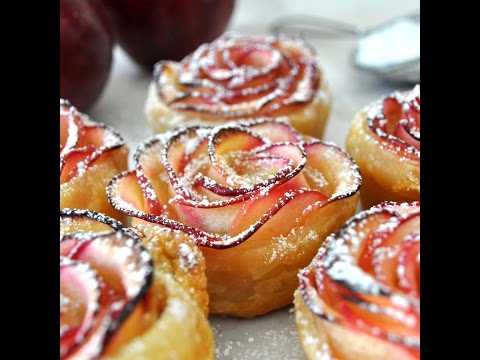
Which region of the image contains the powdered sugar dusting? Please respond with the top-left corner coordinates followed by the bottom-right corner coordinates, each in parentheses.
top-left (177, 243), bottom-right (197, 271)
top-left (211, 307), bottom-right (304, 359)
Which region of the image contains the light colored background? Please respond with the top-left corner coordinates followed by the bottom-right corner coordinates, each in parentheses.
top-left (90, 0), bottom-right (419, 358)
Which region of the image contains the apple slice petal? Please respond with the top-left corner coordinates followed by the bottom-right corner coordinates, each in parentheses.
top-left (208, 125), bottom-right (266, 180)
top-left (161, 126), bottom-right (213, 200)
top-left (303, 141), bottom-right (362, 200)
top-left (135, 165), bottom-right (163, 216)
top-left (337, 299), bottom-right (419, 341)
top-left (60, 147), bottom-right (97, 183)
top-left (107, 170), bottom-right (153, 216)
top-left (60, 258), bottom-right (109, 360)
top-left (60, 208), bottom-right (127, 237)
top-left (394, 122), bottom-right (420, 150)
top-left (134, 135), bottom-right (183, 210)
top-left (247, 118), bottom-right (303, 142)
top-left (371, 213), bottom-right (420, 289)
top-left (397, 237), bottom-right (420, 298)
top-left (231, 186), bottom-right (327, 237)
top-left (162, 127), bottom-right (210, 175)
top-left (60, 100), bottom-right (82, 156)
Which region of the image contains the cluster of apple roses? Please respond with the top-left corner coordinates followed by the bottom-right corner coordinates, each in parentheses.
top-left (60, 12), bottom-right (420, 359)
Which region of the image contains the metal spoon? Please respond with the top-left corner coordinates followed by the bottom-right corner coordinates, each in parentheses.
top-left (269, 12), bottom-right (420, 83)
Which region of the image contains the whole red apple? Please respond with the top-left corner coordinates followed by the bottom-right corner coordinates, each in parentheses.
top-left (60, 0), bottom-right (114, 111)
top-left (100, 0), bottom-right (235, 69)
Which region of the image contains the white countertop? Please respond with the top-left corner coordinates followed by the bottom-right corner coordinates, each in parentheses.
top-left (90, 0), bottom-right (419, 358)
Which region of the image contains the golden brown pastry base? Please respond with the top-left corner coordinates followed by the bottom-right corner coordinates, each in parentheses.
top-left (134, 224), bottom-right (210, 316)
top-left (358, 171), bottom-right (421, 210)
top-left (144, 69), bottom-right (332, 139)
top-left (104, 272), bottom-right (213, 360)
top-left (294, 291), bottom-right (412, 360)
top-left (346, 109), bottom-right (419, 209)
top-left (60, 148), bottom-right (128, 222)
top-left (201, 195), bottom-right (358, 318)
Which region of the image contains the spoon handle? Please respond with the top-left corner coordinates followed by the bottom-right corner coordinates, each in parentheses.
top-left (269, 15), bottom-right (363, 38)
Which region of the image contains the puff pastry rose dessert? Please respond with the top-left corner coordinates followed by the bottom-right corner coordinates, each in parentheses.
top-left (295, 201), bottom-right (420, 359)
top-left (60, 208), bottom-right (213, 359)
top-left (60, 99), bottom-right (129, 221)
top-left (145, 33), bottom-right (332, 138)
top-left (107, 119), bottom-right (361, 317)
top-left (346, 86), bottom-right (420, 208)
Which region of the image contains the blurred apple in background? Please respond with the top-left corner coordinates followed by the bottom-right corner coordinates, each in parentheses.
top-left (60, 0), bottom-right (114, 111)
top-left (100, 0), bottom-right (235, 70)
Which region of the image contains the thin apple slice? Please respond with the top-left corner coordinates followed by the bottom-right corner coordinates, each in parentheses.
top-left (107, 170), bottom-right (152, 216)
top-left (371, 215), bottom-right (420, 292)
top-left (397, 237), bottom-right (420, 298)
top-left (231, 184), bottom-right (327, 237)
top-left (337, 298), bottom-right (419, 340)
top-left (303, 141), bottom-right (361, 199)
top-left (247, 118), bottom-right (303, 142)
top-left (208, 126), bottom-right (266, 179)
top-left (60, 147), bottom-right (97, 183)
top-left (394, 121), bottom-right (420, 150)
top-left (60, 208), bottom-right (125, 237)
top-left (60, 100), bottom-right (82, 155)
top-left (60, 258), bottom-right (111, 360)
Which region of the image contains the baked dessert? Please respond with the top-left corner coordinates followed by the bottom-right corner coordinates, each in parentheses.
top-left (60, 208), bottom-right (213, 359)
top-left (60, 99), bottom-right (129, 221)
top-left (346, 85), bottom-right (420, 208)
top-left (145, 33), bottom-right (332, 138)
top-left (295, 201), bottom-right (420, 359)
top-left (107, 119), bottom-right (361, 317)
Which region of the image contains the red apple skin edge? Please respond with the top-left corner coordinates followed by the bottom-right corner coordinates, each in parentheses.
top-left (101, 0), bottom-right (235, 70)
top-left (60, 0), bottom-right (114, 112)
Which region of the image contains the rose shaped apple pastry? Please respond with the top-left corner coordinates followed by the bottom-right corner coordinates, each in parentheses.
top-left (346, 85), bottom-right (420, 209)
top-left (60, 99), bottom-right (129, 221)
top-left (295, 201), bottom-right (420, 359)
top-left (60, 208), bottom-right (213, 359)
top-left (107, 119), bottom-right (361, 317)
top-left (145, 33), bottom-right (332, 138)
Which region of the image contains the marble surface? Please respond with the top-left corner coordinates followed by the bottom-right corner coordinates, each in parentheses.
top-left (90, 0), bottom-right (419, 358)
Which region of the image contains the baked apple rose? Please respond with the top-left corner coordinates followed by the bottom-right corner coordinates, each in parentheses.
top-left (295, 201), bottom-right (420, 360)
top-left (60, 99), bottom-right (129, 221)
top-left (346, 85), bottom-right (420, 208)
top-left (145, 33), bottom-right (332, 138)
top-left (107, 119), bottom-right (361, 317)
top-left (60, 209), bottom-right (213, 359)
